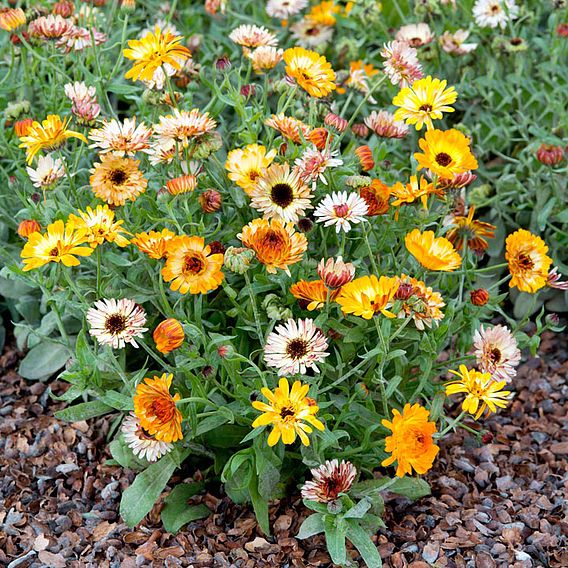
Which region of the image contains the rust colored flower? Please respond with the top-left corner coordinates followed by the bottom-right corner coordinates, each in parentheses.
top-left (133, 373), bottom-right (183, 443)
top-left (14, 118), bottom-right (34, 138)
top-left (153, 319), bottom-right (185, 354)
top-left (355, 145), bottom-right (374, 171)
top-left (290, 279), bottom-right (340, 310)
top-left (470, 288), bottom-right (489, 306)
top-left (351, 123), bottom-right (369, 138)
top-left (53, 0), bottom-right (75, 17)
top-left (307, 127), bottom-right (332, 150)
top-left (359, 179), bottom-right (391, 215)
top-left (536, 143), bottom-right (564, 166)
top-left (199, 189), bottom-right (222, 213)
top-left (445, 207), bottom-right (496, 254)
top-left (301, 459), bottom-right (357, 503)
top-left (17, 219), bottom-right (41, 239)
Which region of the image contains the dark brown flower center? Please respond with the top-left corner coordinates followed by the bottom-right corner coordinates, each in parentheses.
top-left (183, 254), bottom-right (205, 274)
top-left (49, 246), bottom-right (59, 257)
top-left (280, 406), bottom-right (295, 419)
top-left (262, 229), bottom-right (285, 248)
top-left (135, 425), bottom-right (155, 440)
top-left (435, 152), bottom-right (452, 167)
top-left (286, 338), bottom-right (308, 359)
top-left (248, 170), bottom-right (260, 181)
top-left (105, 313), bottom-right (127, 334)
top-left (419, 104), bottom-right (433, 112)
top-left (271, 183), bottom-right (294, 208)
top-left (109, 168), bottom-right (127, 185)
top-left (517, 252), bottom-right (534, 270)
top-left (489, 347), bottom-right (502, 363)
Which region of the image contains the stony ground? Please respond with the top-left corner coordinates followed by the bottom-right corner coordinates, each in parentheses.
top-left (1, 332), bottom-right (567, 568)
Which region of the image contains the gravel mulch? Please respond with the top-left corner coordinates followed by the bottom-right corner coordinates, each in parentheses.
top-left (1, 332), bottom-right (567, 568)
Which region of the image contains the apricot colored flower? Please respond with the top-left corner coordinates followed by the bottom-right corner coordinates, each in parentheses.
top-left (162, 236), bottom-right (224, 294)
top-left (165, 174), bottom-right (197, 196)
top-left (359, 179), bottom-right (391, 216)
top-left (238, 218), bottom-right (307, 275)
top-left (153, 318), bottom-right (185, 354)
top-left (446, 365), bottom-right (511, 420)
top-left (68, 205), bottom-right (130, 248)
top-left (283, 47), bottom-right (336, 98)
top-left (20, 220), bottom-right (93, 271)
top-left (132, 228), bottom-right (176, 260)
top-left (265, 113), bottom-right (312, 143)
top-left (90, 154), bottom-right (147, 206)
top-left (382, 403), bottom-right (439, 477)
top-left (405, 229), bottom-right (462, 271)
top-left (336, 275), bottom-right (399, 319)
top-left (414, 128), bottom-right (478, 179)
top-left (19, 114), bottom-right (87, 164)
top-left (505, 229), bottom-right (552, 293)
top-left (251, 378), bottom-right (325, 446)
top-left (134, 373), bottom-right (183, 443)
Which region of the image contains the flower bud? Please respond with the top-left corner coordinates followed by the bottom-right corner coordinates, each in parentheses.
top-left (53, 0), bottom-right (74, 17)
top-left (395, 282), bottom-right (415, 301)
top-left (355, 145), bottom-right (374, 171)
top-left (324, 112), bottom-right (348, 133)
top-left (208, 240), bottom-right (225, 255)
top-left (153, 318), bottom-right (185, 354)
top-left (546, 313), bottom-right (560, 327)
top-left (240, 84), bottom-right (256, 98)
top-left (470, 288), bottom-right (489, 306)
top-left (536, 143), bottom-right (564, 166)
top-left (17, 219), bottom-right (41, 238)
top-left (215, 55), bottom-right (231, 71)
top-left (345, 175), bottom-right (373, 189)
top-left (14, 118), bottom-right (34, 138)
top-left (317, 257), bottom-right (355, 289)
top-left (307, 127), bottom-right (332, 151)
top-left (297, 217), bottom-right (314, 233)
top-left (262, 294), bottom-right (293, 320)
top-left (217, 344), bottom-right (233, 358)
top-left (199, 189), bottom-right (222, 213)
top-left (165, 174), bottom-right (197, 196)
top-left (224, 246), bottom-right (256, 274)
top-left (481, 431), bottom-right (493, 444)
top-left (351, 123), bottom-right (369, 138)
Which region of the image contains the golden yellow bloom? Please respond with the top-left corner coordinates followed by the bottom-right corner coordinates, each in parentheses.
top-left (239, 218), bottom-right (307, 275)
top-left (405, 229), bottom-right (462, 271)
top-left (445, 207), bottom-right (496, 254)
top-left (225, 143), bottom-right (277, 195)
top-left (390, 175), bottom-right (442, 209)
top-left (162, 236), bottom-right (224, 294)
top-left (283, 47), bottom-right (336, 98)
top-left (68, 205), bottom-right (130, 248)
top-left (306, 1), bottom-right (340, 26)
top-left (165, 174), bottom-right (197, 196)
top-left (505, 229), bottom-right (552, 293)
top-left (393, 76), bottom-right (457, 131)
top-left (133, 373), bottom-right (182, 443)
top-left (153, 318), bottom-right (185, 354)
top-left (446, 365), bottom-right (511, 420)
top-left (90, 154), bottom-right (148, 206)
top-left (252, 378), bottom-right (325, 446)
top-left (132, 228), bottom-right (177, 260)
top-left (0, 8), bottom-right (26, 31)
top-left (20, 220), bottom-right (93, 271)
top-left (19, 115), bottom-right (87, 164)
top-left (290, 279), bottom-right (339, 310)
top-left (382, 403), bottom-right (439, 477)
top-left (414, 128), bottom-right (478, 179)
top-left (336, 275), bottom-right (399, 319)
top-left (123, 26), bottom-right (191, 87)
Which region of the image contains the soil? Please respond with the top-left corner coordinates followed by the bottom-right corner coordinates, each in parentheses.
top-left (1, 332), bottom-right (567, 568)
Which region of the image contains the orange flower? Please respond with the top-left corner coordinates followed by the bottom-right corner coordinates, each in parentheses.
top-left (133, 373), bottom-right (182, 443)
top-left (17, 219), bottom-right (41, 239)
top-left (307, 127), bottom-right (333, 151)
top-left (445, 207), bottom-right (495, 254)
top-left (165, 174), bottom-right (197, 196)
top-left (355, 145), bottom-right (374, 171)
top-left (390, 175), bottom-right (442, 209)
top-left (290, 280), bottom-right (340, 310)
top-left (359, 179), bottom-right (390, 216)
top-left (239, 218), bottom-right (307, 275)
top-left (405, 229), bottom-right (462, 271)
top-left (0, 7), bottom-right (26, 31)
top-left (265, 113), bottom-right (311, 143)
top-left (153, 319), bottom-right (185, 354)
top-left (382, 403), bottom-right (439, 477)
top-left (14, 118), bottom-right (34, 138)
top-left (132, 228), bottom-right (176, 260)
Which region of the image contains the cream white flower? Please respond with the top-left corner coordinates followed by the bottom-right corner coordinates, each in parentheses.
top-left (89, 117), bottom-right (153, 156)
top-left (122, 413), bottom-right (174, 462)
top-left (395, 23), bottom-right (434, 47)
top-left (27, 155), bottom-right (66, 189)
top-left (301, 459), bottom-right (357, 503)
top-left (314, 191), bottom-right (368, 233)
top-left (472, 0), bottom-right (519, 29)
top-left (266, 0), bottom-right (308, 19)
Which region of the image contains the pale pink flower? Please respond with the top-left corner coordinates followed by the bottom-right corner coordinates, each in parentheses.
top-left (473, 325), bottom-right (521, 382)
top-left (380, 40), bottom-right (423, 87)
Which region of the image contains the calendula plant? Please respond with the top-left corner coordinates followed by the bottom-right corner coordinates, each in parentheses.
top-left (0, 0), bottom-right (566, 566)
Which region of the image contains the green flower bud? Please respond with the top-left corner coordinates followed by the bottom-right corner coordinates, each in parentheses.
top-left (224, 246), bottom-right (256, 274)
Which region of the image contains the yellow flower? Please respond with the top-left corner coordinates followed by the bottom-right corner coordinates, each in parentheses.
top-left (414, 128), bottom-right (478, 179)
top-left (133, 373), bottom-right (183, 443)
top-left (382, 403), bottom-right (439, 477)
top-left (306, 1), bottom-right (340, 26)
top-left (90, 154), bottom-right (148, 206)
top-left (68, 205), bottom-right (130, 248)
top-left (131, 228), bottom-right (176, 260)
top-left (251, 378), bottom-right (325, 446)
top-left (19, 115), bottom-right (87, 164)
top-left (393, 76), bottom-right (457, 131)
top-left (20, 220), bottom-right (93, 271)
top-left (225, 143), bottom-right (277, 196)
top-left (405, 229), bottom-right (462, 271)
top-left (162, 235), bottom-right (224, 294)
top-left (505, 229), bottom-right (552, 293)
top-left (283, 47), bottom-right (336, 98)
top-left (445, 365), bottom-right (512, 420)
top-left (0, 7), bottom-right (26, 31)
top-left (390, 175), bottom-right (442, 209)
top-left (123, 26), bottom-right (191, 86)
top-left (336, 275), bottom-right (399, 319)
top-left (238, 218), bottom-right (307, 275)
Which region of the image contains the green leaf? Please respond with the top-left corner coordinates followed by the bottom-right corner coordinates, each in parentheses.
top-left (19, 342), bottom-right (71, 381)
top-left (55, 400), bottom-right (113, 422)
top-left (249, 472), bottom-right (270, 535)
top-left (389, 477), bottom-right (431, 501)
top-left (100, 390), bottom-right (134, 411)
top-left (120, 453), bottom-right (178, 527)
top-left (324, 516), bottom-right (347, 565)
top-left (195, 413), bottom-right (230, 437)
top-left (297, 513), bottom-right (325, 539)
top-left (108, 438), bottom-right (148, 471)
top-left (344, 497), bottom-right (372, 519)
top-left (345, 521), bottom-right (382, 568)
top-left (161, 483), bottom-right (209, 533)
top-left (429, 391), bottom-right (446, 421)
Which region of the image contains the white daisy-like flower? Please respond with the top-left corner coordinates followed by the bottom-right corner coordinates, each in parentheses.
top-left (473, 325), bottom-right (521, 382)
top-left (290, 19), bottom-right (334, 49)
top-left (301, 459), bottom-right (357, 503)
top-left (122, 413), bottom-right (174, 462)
top-left (380, 40), bottom-right (423, 88)
top-left (395, 23), bottom-right (435, 47)
top-left (89, 117), bottom-right (153, 156)
top-left (439, 30), bottom-right (478, 55)
top-left (153, 108), bottom-right (217, 149)
top-left (266, 0), bottom-right (308, 19)
top-left (314, 191), bottom-right (368, 233)
top-left (264, 318), bottom-right (329, 376)
top-left (472, 0), bottom-right (519, 29)
top-left (229, 24), bottom-right (278, 50)
top-left (295, 146), bottom-right (343, 189)
top-left (27, 155), bottom-right (66, 190)
top-left (86, 298), bottom-right (148, 349)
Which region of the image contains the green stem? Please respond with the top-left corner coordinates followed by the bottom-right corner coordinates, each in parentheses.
top-left (244, 271), bottom-right (264, 346)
